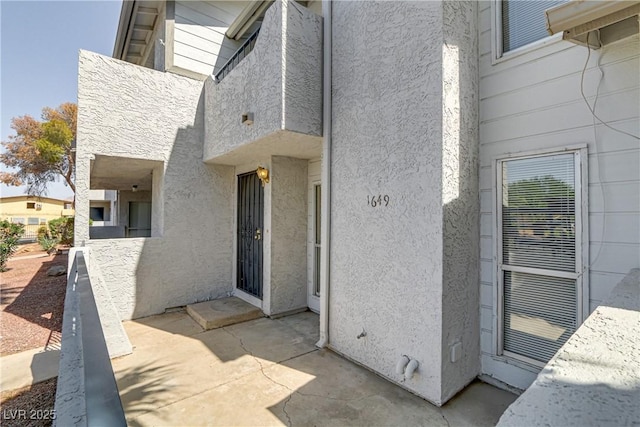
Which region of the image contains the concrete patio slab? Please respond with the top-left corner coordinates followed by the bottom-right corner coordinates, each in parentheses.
top-left (113, 310), bottom-right (516, 426)
top-left (186, 297), bottom-right (263, 330)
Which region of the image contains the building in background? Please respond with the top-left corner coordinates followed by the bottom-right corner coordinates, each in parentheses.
top-left (74, 0), bottom-right (639, 406)
top-left (0, 195), bottom-right (74, 241)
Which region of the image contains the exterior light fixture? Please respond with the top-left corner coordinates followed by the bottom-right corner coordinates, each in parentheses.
top-left (132, 185), bottom-right (138, 192)
top-left (256, 166), bottom-right (269, 186)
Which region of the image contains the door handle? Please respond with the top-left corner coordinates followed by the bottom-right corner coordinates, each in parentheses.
top-left (254, 228), bottom-right (262, 240)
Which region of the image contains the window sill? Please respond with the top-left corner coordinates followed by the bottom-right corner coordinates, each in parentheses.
top-left (490, 353), bottom-right (543, 374)
top-left (492, 32), bottom-right (565, 66)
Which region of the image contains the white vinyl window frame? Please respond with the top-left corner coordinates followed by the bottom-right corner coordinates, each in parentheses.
top-left (491, 0), bottom-right (564, 64)
top-left (493, 145), bottom-right (589, 368)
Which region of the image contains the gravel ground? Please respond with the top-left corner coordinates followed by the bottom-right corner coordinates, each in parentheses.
top-left (0, 249), bottom-right (67, 356)
top-left (0, 378), bottom-right (57, 427)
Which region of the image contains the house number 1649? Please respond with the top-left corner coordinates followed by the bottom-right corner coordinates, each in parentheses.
top-left (367, 195), bottom-right (390, 207)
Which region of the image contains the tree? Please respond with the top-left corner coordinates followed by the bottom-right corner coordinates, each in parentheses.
top-left (507, 175), bottom-right (575, 208)
top-left (0, 103), bottom-right (76, 196)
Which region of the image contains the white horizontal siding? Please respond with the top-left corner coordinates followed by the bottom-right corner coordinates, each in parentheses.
top-left (481, 90), bottom-right (639, 144)
top-left (173, 53), bottom-right (215, 76)
top-left (589, 181), bottom-right (640, 213)
top-left (589, 213), bottom-right (639, 244)
top-left (180, 1), bottom-right (244, 24)
top-left (589, 271), bottom-right (630, 300)
top-left (479, 123), bottom-right (640, 165)
top-left (174, 39), bottom-right (238, 67)
top-left (481, 58), bottom-right (639, 123)
top-left (478, 1), bottom-right (639, 390)
top-left (175, 25), bottom-right (229, 49)
top-left (172, 1), bottom-right (247, 76)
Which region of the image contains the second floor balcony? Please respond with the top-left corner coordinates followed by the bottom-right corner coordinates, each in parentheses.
top-left (203, 0), bottom-right (323, 165)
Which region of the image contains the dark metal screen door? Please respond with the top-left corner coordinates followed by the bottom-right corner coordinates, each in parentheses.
top-left (237, 172), bottom-right (264, 299)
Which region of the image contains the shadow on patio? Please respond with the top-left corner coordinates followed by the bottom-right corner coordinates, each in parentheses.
top-left (112, 311), bottom-right (516, 426)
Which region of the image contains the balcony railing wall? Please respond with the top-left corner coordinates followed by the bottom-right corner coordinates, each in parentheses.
top-left (214, 28), bottom-right (261, 82)
top-left (54, 250), bottom-right (127, 427)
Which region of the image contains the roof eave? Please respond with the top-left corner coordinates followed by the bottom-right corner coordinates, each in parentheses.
top-left (113, 0), bottom-right (136, 59)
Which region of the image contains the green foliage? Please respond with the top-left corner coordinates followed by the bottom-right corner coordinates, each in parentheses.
top-left (507, 175), bottom-right (575, 208)
top-left (37, 226), bottom-right (48, 241)
top-left (505, 175), bottom-right (576, 241)
top-left (0, 220), bottom-right (25, 272)
top-left (38, 236), bottom-right (59, 255)
top-left (35, 119), bottom-right (72, 164)
top-left (48, 217), bottom-right (74, 245)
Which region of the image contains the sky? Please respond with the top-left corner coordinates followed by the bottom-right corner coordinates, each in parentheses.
top-left (1, 0), bottom-right (122, 200)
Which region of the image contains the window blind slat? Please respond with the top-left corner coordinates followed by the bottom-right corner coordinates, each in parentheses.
top-left (503, 271), bottom-right (577, 363)
top-left (502, 154), bottom-right (576, 273)
top-left (502, 0), bottom-right (567, 52)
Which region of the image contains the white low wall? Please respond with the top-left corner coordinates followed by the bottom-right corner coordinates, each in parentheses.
top-left (66, 248), bottom-right (132, 358)
top-left (498, 268), bottom-right (640, 426)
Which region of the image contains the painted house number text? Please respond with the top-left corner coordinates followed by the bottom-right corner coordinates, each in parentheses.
top-left (367, 195), bottom-right (390, 207)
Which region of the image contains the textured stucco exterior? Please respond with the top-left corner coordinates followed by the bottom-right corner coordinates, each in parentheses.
top-left (268, 156), bottom-right (308, 315)
top-left (203, 0), bottom-right (322, 164)
top-left (440, 0), bottom-right (480, 401)
top-left (74, 248), bottom-right (133, 358)
top-left (76, 50), bottom-right (234, 319)
top-left (498, 269), bottom-right (640, 426)
top-left (329, 0), bottom-right (479, 405)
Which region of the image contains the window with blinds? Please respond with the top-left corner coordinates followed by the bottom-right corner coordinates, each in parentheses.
top-left (501, 0), bottom-right (567, 52)
top-left (498, 152), bottom-right (583, 366)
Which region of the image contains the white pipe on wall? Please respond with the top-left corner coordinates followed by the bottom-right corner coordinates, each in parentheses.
top-left (316, 0), bottom-right (332, 348)
top-left (396, 355), bottom-right (410, 375)
top-left (404, 359), bottom-right (419, 380)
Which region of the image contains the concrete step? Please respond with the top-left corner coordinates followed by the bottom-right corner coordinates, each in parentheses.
top-left (186, 297), bottom-right (263, 330)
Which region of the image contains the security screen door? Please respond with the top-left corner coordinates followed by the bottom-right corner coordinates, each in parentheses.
top-left (237, 172), bottom-right (264, 299)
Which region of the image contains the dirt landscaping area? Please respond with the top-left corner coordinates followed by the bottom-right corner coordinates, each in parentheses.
top-left (1, 244), bottom-right (67, 356)
top-left (0, 378), bottom-right (57, 427)
top-left (0, 244), bottom-right (68, 426)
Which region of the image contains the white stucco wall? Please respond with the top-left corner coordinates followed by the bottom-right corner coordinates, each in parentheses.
top-left (77, 50), bottom-right (234, 319)
top-left (74, 248), bottom-right (133, 358)
top-left (478, 0), bottom-right (640, 389)
top-left (269, 156), bottom-right (308, 315)
top-left (203, 0), bottom-right (322, 164)
top-left (440, 0), bottom-right (480, 401)
top-left (330, 0), bottom-right (479, 405)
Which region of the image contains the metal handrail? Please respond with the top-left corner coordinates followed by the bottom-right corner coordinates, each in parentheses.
top-left (54, 251), bottom-right (126, 426)
top-left (214, 28), bottom-right (261, 82)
